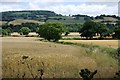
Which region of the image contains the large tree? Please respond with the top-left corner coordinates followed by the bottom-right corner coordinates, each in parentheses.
top-left (112, 26), bottom-right (120, 39)
top-left (80, 20), bottom-right (96, 39)
top-left (38, 22), bottom-right (64, 42)
top-left (19, 27), bottom-right (31, 35)
top-left (96, 23), bottom-right (110, 38)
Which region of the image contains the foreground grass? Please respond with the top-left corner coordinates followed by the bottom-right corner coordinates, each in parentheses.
top-left (2, 37), bottom-right (118, 78)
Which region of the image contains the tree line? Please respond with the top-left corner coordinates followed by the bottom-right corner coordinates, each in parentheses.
top-left (1, 10), bottom-right (59, 21)
top-left (79, 20), bottom-right (120, 39)
top-left (1, 20), bottom-right (120, 41)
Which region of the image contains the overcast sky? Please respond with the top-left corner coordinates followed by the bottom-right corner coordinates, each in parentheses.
top-left (0, 0), bottom-right (119, 16)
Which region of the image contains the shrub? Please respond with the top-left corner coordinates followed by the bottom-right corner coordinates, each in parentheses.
top-left (114, 70), bottom-right (120, 79)
top-left (5, 27), bottom-right (13, 36)
top-left (79, 68), bottom-right (97, 80)
top-left (2, 29), bottom-right (8, 36)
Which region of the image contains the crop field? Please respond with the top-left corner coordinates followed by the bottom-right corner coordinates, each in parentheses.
top-left (62, 32), bottom-right (119, 49)
top-left (2, 37), bottom-right (118, 78)
top-left (61, 40), bottom-right (119, 49)
top-left (8, 19), bottom-right (44, 25)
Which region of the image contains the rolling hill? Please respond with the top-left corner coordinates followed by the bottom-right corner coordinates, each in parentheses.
top-left (0, 10), bottom-right (119, 32)
top-left (0, 10), bottom-right (119, 24)
top-left (8, 19), bottom-right (44, 25)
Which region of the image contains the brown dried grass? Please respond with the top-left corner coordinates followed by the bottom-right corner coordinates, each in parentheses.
top-left (2, 37), bottom-right (118, 78)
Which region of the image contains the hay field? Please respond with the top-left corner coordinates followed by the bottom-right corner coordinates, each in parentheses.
top-left (61, 40), bottom-right (119, 49)
top-left (8, 19), bottom-right (44, 25)
top-left (2, 37), bottom-right (118, 78)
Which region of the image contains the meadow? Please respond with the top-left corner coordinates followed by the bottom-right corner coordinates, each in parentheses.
top-left (2, 37), bottom-right (118, 78)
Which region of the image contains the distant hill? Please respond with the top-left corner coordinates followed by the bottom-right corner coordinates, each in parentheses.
top-left (1, 10), bottom-right (119, 24)
top-left (0, 10), bottom-right (60, 21)
top-left (0, 10), bottom-right (119, 32)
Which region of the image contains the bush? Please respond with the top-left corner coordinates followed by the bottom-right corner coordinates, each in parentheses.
top-left (116, 48), bottom-right (120, 58)
top-left (0, 28), bottom-right (13, 36)
top-left (5, 27), bottom-right (13, 36)
top-left (2, 29), bottom-right (8, 36)
top-left (79, 68), bottom-right (97, 80)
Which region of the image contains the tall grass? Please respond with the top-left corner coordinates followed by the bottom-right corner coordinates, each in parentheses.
top-left (2, 37), bottom-right (118, 78)
top-left (57, 41), bottom-right (117, 58)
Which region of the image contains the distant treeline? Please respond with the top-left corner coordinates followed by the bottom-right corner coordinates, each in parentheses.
top-left (1, 22), bottom-right (39, 32)
top-left (0, 10), bottom-right (120, 33)
top-left (0, 10), bottom-right (62, 21)
top-left (95, 14), bottom-right (120, 20)
top-left (1, 10), bottom-right (120, 22)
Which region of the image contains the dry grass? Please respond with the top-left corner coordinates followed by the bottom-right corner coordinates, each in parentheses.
top-left (11, 32), bottom-right (38, 37)
top-left (0, 21), bottom-right (7, 26)
top-left (63, 32), bottom-right (80, 39)
top-left (8, 19), bottom-right (44, 25)
top-left (103, 17), bottom-right (118, 22)
top-left (2, 37), bottom-right (118, 78)
top-left (61, 40), bottom-right (119, 49)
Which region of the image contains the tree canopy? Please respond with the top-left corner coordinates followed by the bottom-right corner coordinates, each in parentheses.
top-left (38, 22), bottom-right (65, 42)
top-left (96, 23), bottom-right (110, 38)
top-left (19, 27), bottom-right (31, 35)
top-left (80, 20), bottom-right (96, 39)
top-left (112, 26), bottom-right (120, 39)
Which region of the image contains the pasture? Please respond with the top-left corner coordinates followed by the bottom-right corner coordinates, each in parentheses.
top-left (2, 37), bottom-right (118, 78)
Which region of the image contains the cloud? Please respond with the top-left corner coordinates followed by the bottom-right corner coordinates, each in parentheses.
top-left (28, 2), bottom-right (118, 16)
top-left (1, 0), bottom-right (119, 3)
top-left (0, 0), bottom-right (22, 2)
top-left (0, 2), bottom-right (28, 12)
top-left (0, 1), bottom-right (118, 16)
top-left (89, 0), bottom-right (119, 2)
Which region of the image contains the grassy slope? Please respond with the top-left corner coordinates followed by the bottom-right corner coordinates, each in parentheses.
top-left (2, 37), bottom-right (118, 78)
top-left (8, 19), bottom-right (45, 25)
top-left (47, 16), bottom-right (85, 24)
top-left (0, 16), bottom-right (118, 26)
top-left (92, 17), bottom-right (118, 23)
top-left (0, 21), bottom-right (7, 26)
top-left (103, 17), bottom-right (118, 21)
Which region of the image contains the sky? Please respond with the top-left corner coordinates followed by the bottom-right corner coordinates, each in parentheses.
top-left (0, 0), bottom-right (120, 16)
